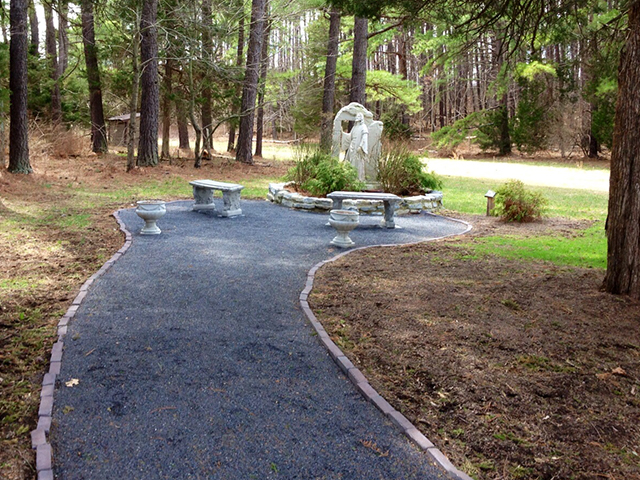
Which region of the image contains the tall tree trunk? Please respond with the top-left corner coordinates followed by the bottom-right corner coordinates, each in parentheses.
top-left (44, 0), bottom-right (61, 123)
top-left (81, 0), bottom-right (108, 153)
top-left (586, 102), bottom-right (600, 158)
top-left (188, 51), bottom-right (202, 168)
top-left (603, 2), bottom-right (640, 297)
top-left (27, 0), bottom-right (37, 55)
top-left (176, 96), bottom-right (190, 150)
top-left (349, 16), bottom-right (367, 105)
top-left (494, 36), bottom-right (511, 155)
top-left (235, 0), bottom-right (266, 165)
top-left (161, 59), bottom-right (173, 159)
top-left (228, 14), bottom-right (244, 152)
top-left (254, 3), bottom-right (270, 157)
top-left (201, 0), bottom-right (213, 152)
top-left (580, 37), bottom-right (599, 158)
top-left (498, 93), bottom-right (511, 155)
top-left (58, 0), bottom-right (69, 74)
top-left (191, 110), bottom-right (202, 168)
top-left (9, 0), bottom-right (30, 173)
top-left (319, 7), bottom-right (340, 153)
top-left (126, 15), bottom-right (140, 172)
top-left (137, 0), bottom-right (159, 167)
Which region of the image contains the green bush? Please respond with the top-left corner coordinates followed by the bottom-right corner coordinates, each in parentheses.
top-left (493, 180), bottom-right (548, 222)
top-left (377, 145), bottom-right (443, 196)
top-left (286, 149), bottom-right (364, 196)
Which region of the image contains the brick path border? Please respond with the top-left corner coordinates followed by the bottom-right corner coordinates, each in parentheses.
top-left (30, 209), bottom-right (133, 480)
top-left (299, 215), bottom-right (474, 480)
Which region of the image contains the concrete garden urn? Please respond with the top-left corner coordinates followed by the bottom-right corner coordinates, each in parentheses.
top-left (136, 200), bottom-right (166, 235)
top-left (329, 209), bottom-right (359, 247)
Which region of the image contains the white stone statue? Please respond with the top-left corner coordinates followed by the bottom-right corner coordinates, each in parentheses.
top-left (331, 102), bottom-right (383, 188)
top-left (346, 113), bottom-right (368, 181)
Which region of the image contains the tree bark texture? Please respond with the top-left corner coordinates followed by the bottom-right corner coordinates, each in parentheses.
top-left (161, 59), bottom-right (173, 159)
top-left (177, 97), bottom-right (190, 150)
top-left (349, 16), bottom-right (368, 105)
top-left (9, 0), bottom-right (31, 174)
top-left (81, 0), bottom-right (108, 153)
top-left (603, 2), bottom-right (640, 297)
top-left (189, 52), bottom-right (202, 168)
top-left (58, 0), bottom-right (69, 74)
top-left (228, 14), bottom-right (245, 152)
top-left (201, 0), bottom-right (213, 152)
top-left (27, 0), bottom-right (37, 56)
top-left (44, 1), bottom-right (61, 123)
top-left (127, 21), bottom-right (140, 172)
top-left (137, 0), bottom-right (159, 167)
top-left (235, 0), bottom-right (265, 164)
top-left (498, 94), bottom-right (511, 155)
top-left (319, 8), bottom-right (340, 153)
top-left (254, 5), bottom-right (270, 157)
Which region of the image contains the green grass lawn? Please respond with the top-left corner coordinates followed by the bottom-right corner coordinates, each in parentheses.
top-left (440, 175), bottom-right (608, 269)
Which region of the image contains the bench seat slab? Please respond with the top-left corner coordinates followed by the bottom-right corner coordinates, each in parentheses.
top-left (190, 180), bottom-right (244, 217)
top-left (327, 191), bottom-right (400, 229)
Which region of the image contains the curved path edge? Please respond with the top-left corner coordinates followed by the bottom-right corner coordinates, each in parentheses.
top-left (299, 213), bottom-right (474, 480)
top-left (31, 206), bottom-right (472, 480)
top-left (30, 208), bottom-right (133, 480)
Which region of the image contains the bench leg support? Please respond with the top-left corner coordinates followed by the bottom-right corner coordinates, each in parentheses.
top-left (192, 186), bottom-right (217, 211)
top-left (383, 200), bottom-right (397, 229)
top-left (221, 191), bottom-right (243, 217)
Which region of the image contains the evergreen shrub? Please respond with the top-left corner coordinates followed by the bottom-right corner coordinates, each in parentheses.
top-left (493, 180), bottom-right (548, 222)
top-left (286, 149), bottom-right (364, 197)
top-left (377, 145), bottom-right (443, 196)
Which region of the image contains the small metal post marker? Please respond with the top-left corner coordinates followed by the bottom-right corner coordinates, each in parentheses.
top-left (485, 190), bottom-right (496, 216)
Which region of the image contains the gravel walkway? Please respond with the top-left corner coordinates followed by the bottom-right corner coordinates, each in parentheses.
top-left (49, 200), bottom-right (469, 480)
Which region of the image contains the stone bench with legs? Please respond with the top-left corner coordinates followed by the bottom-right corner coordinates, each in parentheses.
top-left (190, 180), bottom-right (244, 217)
top-left (327, 191), bottom-right (401, 229)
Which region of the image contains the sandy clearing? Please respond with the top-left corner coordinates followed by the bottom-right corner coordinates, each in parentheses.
top-left (425, 158), bottom-right (610, 192)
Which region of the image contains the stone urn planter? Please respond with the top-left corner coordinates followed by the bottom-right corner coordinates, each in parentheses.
top-left (136, 200), bottom-right (166, 235)
top-left (329, 209), bottom-right (359, 247)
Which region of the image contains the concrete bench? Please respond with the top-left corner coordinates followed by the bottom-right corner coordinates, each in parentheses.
top-left (190, 180), bottom-right (244, 217)
top-left (327, 191), bottom-right (401, 228)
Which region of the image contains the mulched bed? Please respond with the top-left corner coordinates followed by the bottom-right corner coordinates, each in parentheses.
top-left (309, 234), bottom-right (640, 480)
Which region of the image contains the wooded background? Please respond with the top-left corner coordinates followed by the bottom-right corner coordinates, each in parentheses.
top-left (0, 0), bottom-right (624, 167)
top-left (6, 0), bottom-right (640, 297)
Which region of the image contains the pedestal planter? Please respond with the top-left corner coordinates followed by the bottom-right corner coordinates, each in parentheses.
top-left (136, 200), bottom-right (166, 235)
top-left (329, 209), bottom-right (359, 247)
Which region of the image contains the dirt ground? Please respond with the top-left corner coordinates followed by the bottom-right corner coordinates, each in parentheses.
top-left (1, 137), bottom-right (636, 480)
top-left (309, 218), bottom-right (640, 480)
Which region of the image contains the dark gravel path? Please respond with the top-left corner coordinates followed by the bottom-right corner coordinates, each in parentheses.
top-left (51, 200), bottom-right (468, 480)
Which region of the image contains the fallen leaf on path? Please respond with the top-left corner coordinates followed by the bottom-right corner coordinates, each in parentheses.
top-left (65, 378), bottom-right (80, 387)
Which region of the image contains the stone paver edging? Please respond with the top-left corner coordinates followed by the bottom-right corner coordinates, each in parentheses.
top-left (299, 219), bottom-right (474, 480)
top-left (268, 182), bottom-right (444, 214)
top-left (30, 209), bottom-right (133, 480)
